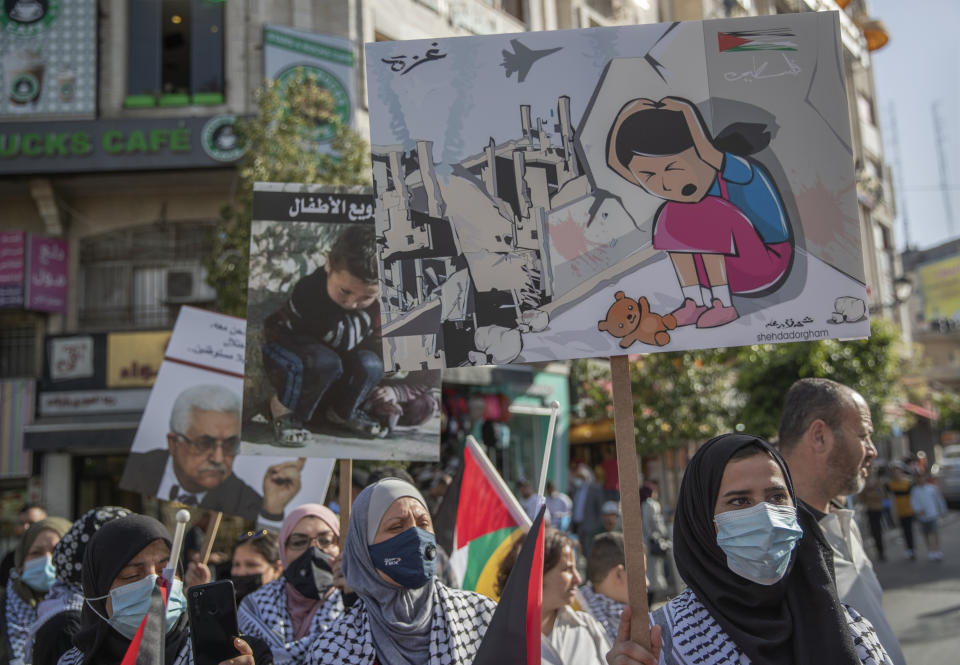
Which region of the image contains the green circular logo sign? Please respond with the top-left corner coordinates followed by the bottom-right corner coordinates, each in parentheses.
top-left (9, 71), bottom-right (39, 103)
top-left (276, 64), bottom-right (351, 144)
top-left (1, 0), bottom-right (60, 37)
top-left (201, 115), bottom-right (245, 162)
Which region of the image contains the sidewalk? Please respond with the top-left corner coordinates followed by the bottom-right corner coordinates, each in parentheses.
top-left (872, 510), bottom-right (960, 664)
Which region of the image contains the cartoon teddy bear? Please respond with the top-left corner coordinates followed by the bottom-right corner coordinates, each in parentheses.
top-left (597, 291), bottom-right (677, 348)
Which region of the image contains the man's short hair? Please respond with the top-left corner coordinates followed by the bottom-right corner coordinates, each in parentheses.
top-left (169, 384), bottom-right (241, 434)
top-left (778, 378), bottom-right (853, 452)
top-left (18, 502), bottom-right (46, 515)
top-left (588, 532), bottom-right (625, 585)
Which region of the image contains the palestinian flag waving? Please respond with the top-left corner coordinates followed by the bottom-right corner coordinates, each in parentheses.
top-left (472, 503), bottom-right (546, 665)
top-left (434, 436), bottom-right (531, 599)
top-left (120, 576), bottom-right (168, 665)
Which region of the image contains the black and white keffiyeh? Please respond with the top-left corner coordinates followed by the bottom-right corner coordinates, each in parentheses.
top-left (650, 588), bottom-right (893, 665)
top-left (53, 507), bottom-right (132, 587)
top-left (238, 578), bottom-right (343, 665)
top-left (4, 577), bottom-right (38, 663)
top-left (25, 580), bottom-right (84, 663)
top-left (309, 583), bottom-right (495, 665)
top-left (579, 582), bottom-right (624, 644)
top-left (56, 640), bottom-right (193, 665)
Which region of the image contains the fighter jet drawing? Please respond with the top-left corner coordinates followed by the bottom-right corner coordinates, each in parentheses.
top-left (501, 39), bottom-right (563, 83)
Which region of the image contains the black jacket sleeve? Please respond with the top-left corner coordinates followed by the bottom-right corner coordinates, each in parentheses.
top-left (31, 610), bottom-right (83, 665)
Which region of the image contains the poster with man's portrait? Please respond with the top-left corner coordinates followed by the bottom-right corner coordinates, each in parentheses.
top-left (119, 306), bottom-right (334, 524)
top-left (240, 183), bottom-right (440, 461)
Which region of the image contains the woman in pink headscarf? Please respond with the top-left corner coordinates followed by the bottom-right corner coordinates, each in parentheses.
top-left (237, 504), bottom-right (341, 665)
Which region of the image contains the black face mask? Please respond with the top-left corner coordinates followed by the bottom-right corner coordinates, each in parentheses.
top-left (231, 573), bottom-right (263, 603)
top-left (282, 547), bottom-right (335, 600)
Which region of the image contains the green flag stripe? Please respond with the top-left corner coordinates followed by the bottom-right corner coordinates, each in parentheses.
top-left (462, 527), bottom-right (515, 591)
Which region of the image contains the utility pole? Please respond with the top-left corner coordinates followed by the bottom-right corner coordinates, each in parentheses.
top-left (932, 101), bottom-right (956, 237)
top-left (887, 103), bottom-right (910, 249)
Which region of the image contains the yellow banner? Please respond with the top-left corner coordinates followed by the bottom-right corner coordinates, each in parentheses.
top-left (918, 255), bottom-right (960, 322)
top-left (106, 331), bottom-right (171, 387)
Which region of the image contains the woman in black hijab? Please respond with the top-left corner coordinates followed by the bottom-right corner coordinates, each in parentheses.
top-left (56, 514), bottom-right (256, 665)
top-left (608, 434), bottom-right (893, 665)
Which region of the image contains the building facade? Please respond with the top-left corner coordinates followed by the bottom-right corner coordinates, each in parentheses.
top-left (1, 0), bottom-right (900, 521)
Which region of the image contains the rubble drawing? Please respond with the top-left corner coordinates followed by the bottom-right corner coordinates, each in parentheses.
top-left (366, 13), bottom-right (870, 369)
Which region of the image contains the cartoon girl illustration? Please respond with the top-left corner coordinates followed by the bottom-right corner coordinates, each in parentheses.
top-left (606, 97), bottom-right (793, 328)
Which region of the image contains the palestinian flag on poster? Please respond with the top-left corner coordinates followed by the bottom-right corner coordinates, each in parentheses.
top-left (120, 576), bottom-right (168, 665)
top-left (718, 28), bottom-right (797, 52)
top-left (434, 436), bottom-right (531, 599)
top-left (472, 504), bottom-right (546, 665)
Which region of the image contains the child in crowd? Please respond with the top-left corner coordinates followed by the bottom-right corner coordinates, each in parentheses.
top-left (910, 472), bottom-right (948, 561)
top-left (262, 225), bottom-right (384, 443)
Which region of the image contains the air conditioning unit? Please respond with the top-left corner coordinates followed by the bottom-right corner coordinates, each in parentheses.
top-left (165, 266), bottom-right (217, 304)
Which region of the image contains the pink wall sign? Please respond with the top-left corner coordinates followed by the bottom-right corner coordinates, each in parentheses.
top-left (26, 235), bottom-right (68, 313)
top-left (0, 231), bottom-right (26, 308)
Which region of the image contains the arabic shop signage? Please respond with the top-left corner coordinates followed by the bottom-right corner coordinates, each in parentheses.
top-left (0, 114), bottom-right (244, 174)
top-left (0, 230), bottom-right (67, 312)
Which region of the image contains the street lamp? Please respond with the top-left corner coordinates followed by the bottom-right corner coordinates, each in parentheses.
top-left (893, 276), bottom-right (913, 305)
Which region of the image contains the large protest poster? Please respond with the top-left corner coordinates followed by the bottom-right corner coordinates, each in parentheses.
top-left (119, 306), bottom-right (334, 523)
top-left (240, 183), bottom-right (440, 461)
top-left (365, 11), bottom-right (868, 369)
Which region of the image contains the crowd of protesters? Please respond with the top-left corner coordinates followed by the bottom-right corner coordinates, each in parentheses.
top-left (3, 377), bottom-right (950, 664)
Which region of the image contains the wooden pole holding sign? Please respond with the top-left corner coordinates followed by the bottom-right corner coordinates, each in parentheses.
top-left (200, 511), bottom-right (223, 567)
top-left (339, 459), bottom-right (352, 546)
top-left (610, 354), bottom-right (650, 647)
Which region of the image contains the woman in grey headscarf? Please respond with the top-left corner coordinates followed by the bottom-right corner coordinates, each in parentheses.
top-left (308, 478), bottom-right (496, 665)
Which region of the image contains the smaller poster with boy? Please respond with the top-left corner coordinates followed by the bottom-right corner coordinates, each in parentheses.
top-left (241, 183), bottom-right (441, 460)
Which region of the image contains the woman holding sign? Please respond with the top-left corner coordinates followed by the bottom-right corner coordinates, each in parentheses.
top-left (238, 505), bottom-right (342, 665)
top-left (607, 434), bottom-right (893, 665)
top-left (309, 478), bottom-right (496, 665)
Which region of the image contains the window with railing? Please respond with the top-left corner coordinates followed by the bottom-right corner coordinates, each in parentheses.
top-left (78, 222), bottom-right (217, 330)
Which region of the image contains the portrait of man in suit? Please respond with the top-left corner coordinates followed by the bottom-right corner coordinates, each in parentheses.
top-left (121, 384), bottom-right (303, 523)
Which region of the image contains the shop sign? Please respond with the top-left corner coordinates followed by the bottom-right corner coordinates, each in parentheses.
top-left (49, 335), bottom-right (93, 381)
top-left (0, 230), bottom-right (25, 308)
top-left (38, 388), bottom-right (150, 416)
top-left (26, 233), bottom-right (66, 311)
top-left (0, 114), bottom-right (244, 175)
top-left (106, 330), bottom-right (171, 388)
top-left (0, 0), bottom-right (96, 119)
top-left (263, 25), bottom-right (354, 146)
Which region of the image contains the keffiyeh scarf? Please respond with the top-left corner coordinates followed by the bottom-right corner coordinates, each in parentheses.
top-left (25, 581), bottom-right (84, 662)
top-left (650, 588), bottom-right (892, 665)
top-left (238, 578), bottom-right (343, 665)
top-left (308, 583), bottom-right (495, 665)
top-left (579, 582), bottom-right (624, 644)
top-left (4, 577), bottom-right (37, 663)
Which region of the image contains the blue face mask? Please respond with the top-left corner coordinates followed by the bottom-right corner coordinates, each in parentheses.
top-left (714, 502), bottom-right (804, 585)
top-left (368, 526), bottom-right (438, 589)
top-left (86, 575), bottom-right (187, 639)
top-left (21, 555), bottom-right (56, 592)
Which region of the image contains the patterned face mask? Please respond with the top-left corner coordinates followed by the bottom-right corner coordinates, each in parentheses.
top-left (367, 526), bottom-right (438, 589)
